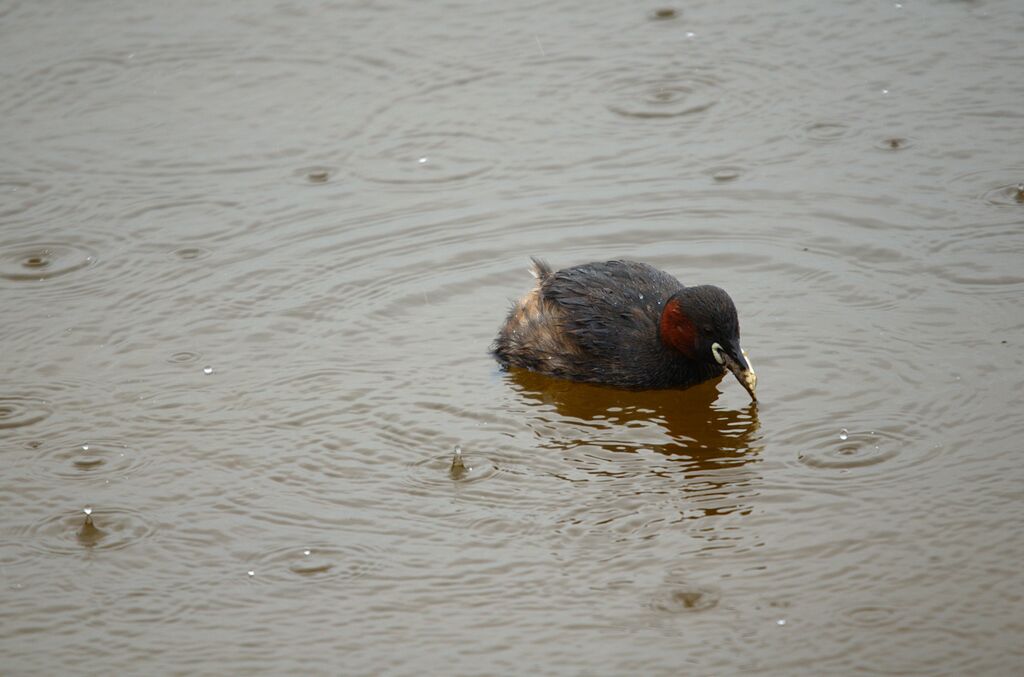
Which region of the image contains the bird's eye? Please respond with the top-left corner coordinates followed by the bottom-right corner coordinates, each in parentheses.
top-left (711, 342), bottom-right (725, 365)
top-left (702, 325), bottom-right (713, 334)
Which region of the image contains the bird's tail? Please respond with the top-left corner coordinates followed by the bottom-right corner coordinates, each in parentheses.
top-left (529, 257), bottom-right (553, 281)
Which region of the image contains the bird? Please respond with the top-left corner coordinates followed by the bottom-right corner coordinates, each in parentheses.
top-left (491, 259), bottom-right (757, 401)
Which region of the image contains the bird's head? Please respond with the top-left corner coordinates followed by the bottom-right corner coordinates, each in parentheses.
top-left (659, 285), bottom-right (757, 401)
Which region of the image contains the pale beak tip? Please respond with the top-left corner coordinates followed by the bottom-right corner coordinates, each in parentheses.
top-left (737, 350), bottom-right (757, 402)
top-left (743, 372), bottom-right (757, 402)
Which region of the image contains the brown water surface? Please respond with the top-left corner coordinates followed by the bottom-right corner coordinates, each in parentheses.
top-left (2, 1), bottom-right (1023, 675)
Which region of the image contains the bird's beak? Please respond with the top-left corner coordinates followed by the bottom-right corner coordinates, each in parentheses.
top-left (723, 347), bottom-right (757, 402)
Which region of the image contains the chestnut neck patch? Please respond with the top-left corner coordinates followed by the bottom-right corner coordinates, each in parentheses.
top-left (659, 297), bottom-right (697, 358)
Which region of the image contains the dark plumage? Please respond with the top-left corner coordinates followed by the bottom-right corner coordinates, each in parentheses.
top-left (492, 259), bottom-right (757, 400)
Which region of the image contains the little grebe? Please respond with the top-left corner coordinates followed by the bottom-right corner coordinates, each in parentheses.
top-left (492, 259), bottom-right (757, 401)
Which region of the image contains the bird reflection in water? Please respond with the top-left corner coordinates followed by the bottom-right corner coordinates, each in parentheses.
top-left (506, 368), bottom-right (762, 519)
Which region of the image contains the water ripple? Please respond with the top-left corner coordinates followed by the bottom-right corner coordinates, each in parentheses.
top-left (31, 439), bottom-right (147, 481)
top-left (784, 420), bottom-right (939, 482)
top-left (798, 429), bottom-right (900, 470)
top-left (606, 75), bottom-right (718, 120)
top-left (171, 246), bottom-right (212, 261)
top-left (166, 351), bottom-right (202, 365)
top-left (1, 54), bottom-right (132, 118)
top-left (247, 542), bottom-right (386, 585)
top-left (292, 166), bottom-right (339, 186)
top-left (801, 121), bottom-right (852, 143)
top-left (0, 175), bottom-right (50, 219)
top-left (351, 131), bottom-right (501, 187)
top-left (981, 182), bottom-right (1024, 207)
top-left (404, 448), bottom-right (501, 492)
top-left (21, 507), bottom-right (156, 555)
top-left (949, 168), bottom-right (1024, 209)
top-left (837, 604), bottom-right (902, 628)
top-left (0, 232), bottom-right (139, 302)
top-left (648, 8), bottom-right (680, 22)
top-left (573, 54), bottom-right (812, 141)
top-left (650, 583), bottom-right (721, 613)
top-left (120, 199), bottom-right (244, 243)
top-left (873, 136), bottom-right (915, 151)
top-left (0, 242), bottom-right (96, 282)
top-left (0, 396), bottom-right (52, 429)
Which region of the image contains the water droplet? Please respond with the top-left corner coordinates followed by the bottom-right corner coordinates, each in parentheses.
top-left (202, 366), bottom-right (213, 375)
top-left (839, 428), bottom-right (849, 441)
top-left (81, 444), bottom-right (89, 451)
top-left (247, 570), bottom-right (255, 577)
top-left (83, 507), bottom-right (93, 516)
top-left (418, 156), bottom-right (428, 164)
top-left (639, 293), bottom-right (644, 300)
top-left (777, 619), bottom-right (787, 626)
top-left (303, 549), bottom-right (311, 556)
top-left (685, 31), bottom-right (696, 38)
top-left (881, 88), bottom-right (889, 95)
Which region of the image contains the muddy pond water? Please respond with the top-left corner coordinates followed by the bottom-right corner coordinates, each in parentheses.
top-left (2, 1), bottom-right (1023, 675)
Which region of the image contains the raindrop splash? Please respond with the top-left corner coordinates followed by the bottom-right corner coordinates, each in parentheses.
top-left (25, 507), bottom-right (152, 554)
top-left (449, 444), bottom-right (467, 479)
top-left (651, 583), bottom-right (720, 613)
top-left (0, 243), bottom-right (97, 281)
top-left (650, 8), bottom-right (677, 21)
top-left (23, 253), bottom-right (50, 268)
top-left (798, 427), bottom-right (903, 471)
top-left (77, 507), bottom-right (105, 547)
